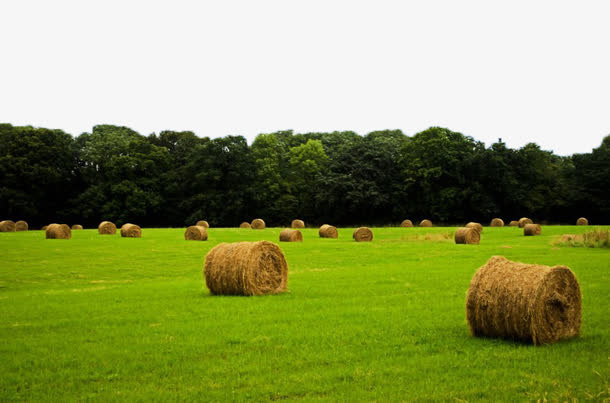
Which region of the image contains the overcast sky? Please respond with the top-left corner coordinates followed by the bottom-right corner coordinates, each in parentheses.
top-left (1, 1), bottom-right (608, 155)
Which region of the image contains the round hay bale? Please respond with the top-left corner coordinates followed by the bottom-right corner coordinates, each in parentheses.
top-left (196, 220), bottom-right (210, 229)
top-left (204, 241), bottom-right (288, 296)
top-left (41, 225), bottom-right (48, 231)
top-left (0, 220), bottom-right (16, 232)
top-left (319, 224), bottom-right (338, 238)
top-left (251, 218), bottom-right (265, 230)
top-left (466, 256), bottom-right (581, 345)
top-left (291, 219), bottom-right (305, 228)
top-left (353, 227), bottom-right (373, 242)
top-left (400, 219), bottom-right (413, 227)
top-left (239, 222), bottom-right (252, 229)
top-left (15, 220), bottom-right (28, 231)
top-left (509, 220), bottom-right (519, 227)
top-left (455, 227), bottom-right (480, 244)
top-left (465, 222), bottom-right (483, 233)
top-left (518, 217), bottom-right (533, 228)
top-left (98, 221), bottom-right (117, 235)
top-left (524, 223), bottom-right (542, 236)
top-left (490, 218), bottom-right (504, 227)
top-left (120, 223), bottom-right (141, 238)
top-left (279, 229), bottom-right (302, 242)
top-left (45, 223), bottom-right (71, 239)
top-left (71, 224), bottom-right (83, 230)
top-left (576, 217), bottom-right (588, 226)
top-left (419, 219), bottom-right (433, 227)
top-left (185, 225), bottom-right (208, 241)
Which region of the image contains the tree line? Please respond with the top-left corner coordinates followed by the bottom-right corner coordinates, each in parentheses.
top-left (1, 123), bottom-right (608, 228)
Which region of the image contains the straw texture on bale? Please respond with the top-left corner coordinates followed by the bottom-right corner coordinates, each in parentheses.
top-left (121, 223), bottom-right (141, 238)
top-left (279, 229), bottom-right (302, 242)
top-left (71, 224), bottom-right (83, 230)
top-left (490, 218), bottom-right (504, 227)
top-left (319, 224), bottom-right (338, 238)
top-left (524, 223), bottom-right (542, 236)
top-left (291, 219), bottom-right (305, 228)
top-left (400, 219), bottom-right (413, 227)
top-left (466, 256), bottom-right (581, 345)
top-left (46, 223), bottom-right (71, 239)
top-left (353, 227), bottom-right (373, 242)
top-left (196, 220), bottom-right (210, 228)
top-left (0, 220), bottom-right (16, 232)
top-left (509, 220), bottom-right (519, 227)
top-left (185, 225), bottom-right (208, 241)
top-left (419, 219), bottom-right (433, 227)
top-left (465, 222), bottom-right (483, 233)
top-left (204, 241), bottom-right (288, 296)
top-left (454, 227), bottom-right (480, 244)
top-left (41, 225), bottom-right (48, 231)
top-left (518, 217), bottom-right (533, 228)
top-left (251, 219), bottom-right (265, 229)
top-left (98, 221), bottom-right (117, 235)
top-left (15, 220), bottom-right (28, 231)
top-left (239, 222), bottom-right (251, 229)
top-left (576, 217), bottom-right (588, 226)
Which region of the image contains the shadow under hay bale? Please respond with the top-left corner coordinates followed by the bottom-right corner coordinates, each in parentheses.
top-left (46, 223), bottom-right (71, 239)
top-left (419, 219), bottom-right (433, 227)
top-left (251, 219), bottom-right (265, 230)
top-left (466, 256), bottom-right (581, 345)
top-left (280, 229), bottom-right (302, 242)
top-left (400, 219), bottom-right (413, 227)
top-left (239, 222), bottom-right (251, 229)
top-left (490, 218), bottom-right (504, 227)
top-left (509, 220), bottom-right (519, 227)
top-left (291, 219), bottom-right (305, 228)
top-left (524, 223), bottom-right (542, 236)
top-left (466, 222), bottom-right (483, 233)
top-left (204, 241), bottom-right (288, 296)
top-left (576, 217), bottom-right (588, 226)
top-left (98, 221), bottom-right (117, 235)
top-left (518, 217), bottom-right (533, 228)
top-left (353, 227), bottom-right (373, 242)
top-left (120, 223), bottom-right (141, 238)
top-left (196, 220), bottom-right (210, 228)
top-left (455, 227), bottom-right (480, 244)
top-left (319, 224), bottom-right (338, 238)
top-left (15, 220), bottom-right (28, 231)
top-left (185, 225), bottom-right (208, 241)
top-left (0, 220), bottom-right (16, 232)
top-left (71, 224), bottom-right (83, 230)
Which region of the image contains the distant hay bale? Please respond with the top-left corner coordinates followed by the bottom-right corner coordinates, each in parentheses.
top-left (490, 218), bottom-right (504, 227)
top-left (0, 220), bottom-right (16, 232)
top-left (524, 223), bottom-right (542, 236)
top-left (419, 219), bottom-right (433, 227)
top-left (400, 219), bottom-right (413, 227)
top-left (518, 217), bottom-right (533, 228)
top-left (45, 223), bottom-right (71, 239)
top-left (353, 227), bottom-right (373, 242)
top-left (280, 229), bottom-right (302, 242)
top-left (41, 225), bottom-right (48, 231)
top-left (455, 227), bottom-right (480, 244)
top-left (465, 222), bottom-right (483, 233)
top-left (185, 225), bottom-right (208, 241)
top-left (120, 223), bottom-right (141, 238)
top-left (291, 219), bottom-right (305, 228)
top-left (466, 256), bottom-right (581, 344)
top-left (251, 219), bottom-right (265, 230)
top-left (319, 224), bottom-right (338, 238)
top-left (98, 221), bottom-right (117, 235)
top-left (71, 224), bottom-right (83, 230)
top-left (204, 241), bottom-right (288, 296)
top-left (15, 220), bottom-right (28, 231)
top-left (196, 220), bottom-right (210, 228)
top-left (239, 222), bottom-right (251, 229)
top-left (509, 220), bottom-right (519, 227)
top-left (576, 217), bottom-right (588, 226)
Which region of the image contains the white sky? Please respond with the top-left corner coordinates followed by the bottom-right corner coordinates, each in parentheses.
top-left (1, 1), bottom-right (608, 155)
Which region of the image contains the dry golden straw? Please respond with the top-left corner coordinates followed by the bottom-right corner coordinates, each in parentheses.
top-left (98, 221), bottom-right (117, 235)
top-left (319, 224), bottom-right (338, 238)
top-left (400, 219), bottom-right (413, 227)
top-left (196, 220), bottom-right (210, 228)
top-left (518, 217), bottom-right (533, 228)
top-left (524, 223), bottom-right (542, 236)
top-left (45, 223), bottom-right (71, 239)
top-left (419, 219), bottom-right (433, 227)
top-left (509, 220), bottom-right (519, 227)
top-left (353, 227), bottom-right (373, 242)
top-left (490, 218), bottom-right (504, 227)
top-left (239, 222), bottom-right (252, 229)
top-left (15, 220), bottom-right (28, 231)
top-left (466, 256), bottom-right (581, 345)
top-left (185, 225), bottom-right (208, 241)
top-left (279, 229), bottom-right (302, 242)
top-left (71, 224), bottom-right (83, 230)
top-left (251, 218), bottom-right (266, 229)
top-left (204, 241), bottom-right (288, 296)
top-left (0, 220), bottom-right (16, 232)
top-left (576, 217), bottom-right (588, 226)
top-left (41, 225), bottom-right (48, 231)
top-left (465, 222), bottom-right (483, 233)
top-left (120, 223), bottom-right (141, 238)
top-left (454, 227), bottom-right (480, 244)
top-left (291, 219), bottom-right (305, 228)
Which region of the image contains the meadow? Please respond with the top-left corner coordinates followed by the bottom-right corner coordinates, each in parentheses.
top-left (0, 226), bottom-right (608, 401)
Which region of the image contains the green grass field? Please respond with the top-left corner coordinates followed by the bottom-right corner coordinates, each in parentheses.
top-left (1, 226), bottom-right (608, 401)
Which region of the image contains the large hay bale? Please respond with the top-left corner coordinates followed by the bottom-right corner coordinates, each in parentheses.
top-left (518, 217), bottom-right (533, 228)
top-left (251, 218), bottom-right (265, 230)
top-left (465, 222), bottom-right (483, 233)
top-left (185, 225), bottom-right (208, 241)
top-left (319, 224), bottom-right (338, 238)
top-left (98, 221), bottom-right (117, 235)
top-left (46, 223), bottom-right (71, 239)
top-left (509, 220), bottom-right (519, 227)
top-left (15, 220), bottom-right (28, 231)
top-left (0, 220), bottom-right (16, 232)
top-left (490, 218), bottom-right (504, 227)
top-left (576, 217), bottom-right (588, 226)
top-left (71, 224), bottom-right (83, 230)
top-left (419, 219), bottom-right (433, 227)
top-left (524, 223), bottom-right (542, 236)
top-left (455, 227), bottom-right (480, 244)
top-left (466, 256), bottom-right (581, 344)
top-left (239, 222), bottom-right (252, 229)
top-left (400, 219), bottom-right (413, 227)
top-left (353, 227), bottom-right (373, 242)
top-left (196, 220), bottom-right (210, 229)
top-left (291, 219), bottom-right (305, 228)
top-left (279, 229), bottom-right (302, 242)
top-left (204, 241), bottom-right (288, 296)
top-left (120, 223), bottom-right (141, 238)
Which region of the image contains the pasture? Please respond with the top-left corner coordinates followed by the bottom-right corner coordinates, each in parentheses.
top-left (0, 226), bottom-right (608, 401)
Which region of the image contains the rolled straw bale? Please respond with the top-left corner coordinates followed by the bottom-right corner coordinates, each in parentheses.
top-left (185, 225), bottom-right (208, 241)
top-left (509, 220), bottom-right (519, 227)
top-left (466, 256), bottom-right (581, 344)
top-left (15, 220), bottom-right (28, 231)
top-left (196, 220), bottom-right (210, 228)
top-left (45, 223), bottom-right (71, 239)
top-left (0, 220), bottom-right (16, 232)
top-left (291, 219), bottom-right (305, 228)
top-left (239, 222), bottom-right (252, 229)
top-left (41, 225), bottom-right (48, 231)
top-left (251, 218), bottom-right (265, 230)
top-left (419, 219), bottom-right (433, 227)
top-left (71, 224), bottom-right (83, 230)
top-left (576, 217), bottom-right (588, 226)
top-left (490, 218), bottom-right (504, 227)
top-left (518, 217), bottom-right (533, 228)
top-left (353, 227), bottom-right (373, 242)
top-left (466, 222), bottom-right (483, 233)
top-left (204, 241), bottom-right (288, 296)
top-left (98, 221), bottom-right (117, 235)
top-left (455, 227), bottom-right (480, 244)
top-left (524, 223), bottom-right (542, 236)
top-left (400, 219), bottom-right (413, 227)
top-left (120, 223), bottom-right (141, 238)
top-left (319, 224), bottom-right (338, 238)
top-left (280, 229), bottom-right (302, 242)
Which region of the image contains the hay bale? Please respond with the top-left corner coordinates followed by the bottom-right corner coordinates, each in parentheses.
top-left (239, 222), bottom-right (252, 229)
top-left (45, 223), bottom-right (71, 239)
top-left (353, 227), bottom-right (373, 242)
top-left (509, 220), bottom-right (519, 227)
top-left (41, 225), bottom-right (48, 231)
top-left (251, 218), bottom-right (265, 230)
top-left (120, 223), bottom-right (141, 238)
top-left (465, 222), bottom-right (483, 233)
top-left (71, 224), bottom-right (83, 230)
top-left (524, 223), bottom-right (542, 236)
top-left (576, 217), bottom-right (588, 226)
top-left (455, 227), bottom-right (480, 244)
top-left (15, 220), bottom-right (28, 231)
top-left (0, 220), bottom-right (16, 232)
top-left (518, 217), bottom-right (533, 228)
top-left (419, 219), bottom-right (433, 227)
top-left (204, 241), bottom-right (288, 296)
top-left (400, 219), bottom-right (413, 227)
top-left (319, 224), bottom-right (338, 238)
top-left (490, 218), bottom-right (504, 227)
top-left (185, 225), bottom-right (208, 241)
top-left (196, 220), bottom-right (210, 228)
top-left (291, 219), bottom-right (305, 228)
top-left (466, 256), bottom-right (581, 344)
top-left (98, 221), bottom-right (117, 235)
top-left (279, 229), bottom-right (302, 242)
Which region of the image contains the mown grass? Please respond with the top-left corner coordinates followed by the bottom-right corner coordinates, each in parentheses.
top-left (1, 226), bottom-right (608, 401)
